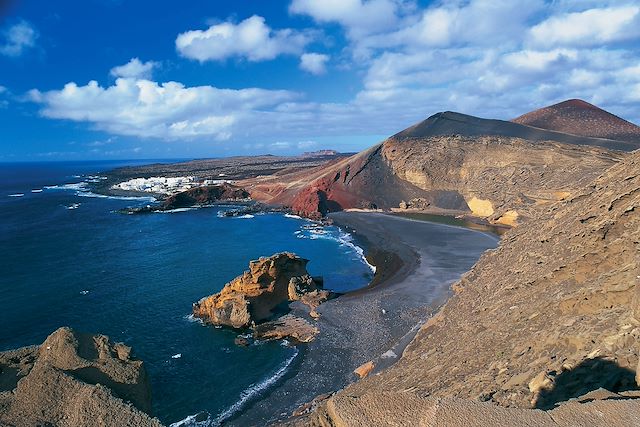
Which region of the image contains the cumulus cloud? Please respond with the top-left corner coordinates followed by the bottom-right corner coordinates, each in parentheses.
top-left (344, 0), bottom-right (640, 124)
top-left (0, 20), bottom-right (37, 57)
top-left (300, 53), bottom-right (329, 75)
top-left (290, 0), bottom-right (410, 41)
top-left (27, 1), bottom-right (640, 149)
top-left (110, 58), bottom-right (159, 79)
top-left (529, 6), bottom-right (640, 48)
top-left (176, 15), bottom-right (311, 62)
top-left (29, 78), bottom-right (298, 140)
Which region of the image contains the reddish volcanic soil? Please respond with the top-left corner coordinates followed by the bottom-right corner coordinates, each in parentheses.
top-left (512, 99), bottom-right (640, 144)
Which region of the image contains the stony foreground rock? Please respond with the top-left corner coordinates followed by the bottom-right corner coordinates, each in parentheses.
top-left (193, 252), bottom-right (325, 329)
top-left (0, 327), bottom-right (160, 427)
top-left (290, 141), bottom-right (640, 424)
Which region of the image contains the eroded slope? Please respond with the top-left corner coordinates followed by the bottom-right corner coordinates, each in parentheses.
top-left (299, 148), bottom-right (640, 425)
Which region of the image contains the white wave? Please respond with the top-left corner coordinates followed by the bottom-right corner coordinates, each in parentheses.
top-left (336, 229), bottom-right (377, 273)
top-left (213, 347), bottom-right (298, 425)
top-left (184, 314), bottom-right (204, 325)
top-left (31, 189), bottom-right (43, 193)
top-left (169, 348), bottom-right (298, 426)
top-left (46, 182), bottom-right (88, 191)
top-left (284, 213), bottom-right (303, 219)
top-left (235, 214), bottom-right (254, 219)
top-left (76, 191), bottom-right (155, 201)
top-left (44, 181), bottom-right (155, 201)
top-left (170, 413), bottom-right (211, 427)
top-left (171, 353), bottom-right (182, 359)
top-left (159, 207), bottom-right (196, 213)
top-left (66, 203), bottom-right (81, 210)
top-left (296, 225), bottom-right (376, 273)
top-left (8, 193), bottom-right (24, 197)
top-left (80, 290), bottom-right (89, 295)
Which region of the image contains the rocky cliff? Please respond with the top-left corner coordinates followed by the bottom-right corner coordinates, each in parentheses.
top-left (293, 143), bottom-right (640, 425)
top-left (193, 252), bottom-right (326, 329)
top-left (0, 327), bottom-right (160, 427)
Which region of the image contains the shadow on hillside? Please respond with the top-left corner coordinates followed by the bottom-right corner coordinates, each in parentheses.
top-left (536, 357), bottom-right (638, 410)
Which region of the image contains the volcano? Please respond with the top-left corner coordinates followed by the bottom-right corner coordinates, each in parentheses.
top-left (512, 99), bottom-right (640, 144)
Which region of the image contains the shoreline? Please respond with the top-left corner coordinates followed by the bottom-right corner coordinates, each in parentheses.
top-left (228, 211), bottom-right (499, 425)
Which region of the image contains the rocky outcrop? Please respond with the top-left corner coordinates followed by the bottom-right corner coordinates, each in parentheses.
top-left (253, 315), bottom-right (319, 343)
top-left (162, 183), bottom-right (249, 209)
top-left (193, 253), bottom-right (324, 328)
top-left (0, 327), bottom-right (160, 427)
top-left (295, 142), bottom-right (640, 425)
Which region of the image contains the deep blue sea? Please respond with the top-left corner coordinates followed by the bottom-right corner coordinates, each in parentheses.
top-left (0, 161), bottom-right (374, 425)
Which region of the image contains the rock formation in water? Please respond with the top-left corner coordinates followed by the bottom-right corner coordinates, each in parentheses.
top-left (240, 100), bottom-right (638, 223)
top-left (161, 183), bottom-right (249, 209)
top-left (290, 142), bottom-right (640, 426)
top-left (0, 327), bottom-right (161, 427)
top-left (253, 314), bottom-right (319, 343)
top-left (193, 252), bottom-right (327, 329)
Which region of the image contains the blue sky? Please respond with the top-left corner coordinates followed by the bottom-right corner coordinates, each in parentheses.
top-left (1, 0), bottom-right (639, 161)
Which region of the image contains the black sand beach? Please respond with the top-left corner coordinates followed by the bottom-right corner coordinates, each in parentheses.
top-left (230, 212), bottom-right (499, 425)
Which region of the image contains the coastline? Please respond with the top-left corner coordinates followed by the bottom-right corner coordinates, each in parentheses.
top-left (228, 211), bottom-right (499, 425)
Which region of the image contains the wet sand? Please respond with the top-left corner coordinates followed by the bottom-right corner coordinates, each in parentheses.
top-left (229, 212), bottom-right (499, 426)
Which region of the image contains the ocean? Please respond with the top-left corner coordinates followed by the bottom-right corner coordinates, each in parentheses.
top-left (0, 161), bottom-right (374, 425)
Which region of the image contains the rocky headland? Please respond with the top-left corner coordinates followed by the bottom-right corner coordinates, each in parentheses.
top-left (0, 327), bottom-right (161, 427)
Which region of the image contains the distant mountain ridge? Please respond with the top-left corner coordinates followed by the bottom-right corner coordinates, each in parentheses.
top-left (512, 99), bottom-right (640, 144)
top-left (394, 110), bottom-right (640, 152)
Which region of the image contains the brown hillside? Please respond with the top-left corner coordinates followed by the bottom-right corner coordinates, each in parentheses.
top-left (241, 134), bottom-right (623, 225)
top-left (513, 99), bottom-right (640, 144)
top-left (296, 129), bottom-right (640, 427)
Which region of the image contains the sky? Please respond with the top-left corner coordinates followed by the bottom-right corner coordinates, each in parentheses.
top-left (1, 0), bottom-right (639, 161)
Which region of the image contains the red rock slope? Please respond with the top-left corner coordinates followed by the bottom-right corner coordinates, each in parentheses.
top-left (513, 99), bottom-right (640, 145)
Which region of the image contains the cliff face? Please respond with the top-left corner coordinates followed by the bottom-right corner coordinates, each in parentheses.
top-left (193, 252), bottom-right (323, 328)
top-left (0, 327), bottom-right (160, 427)
top-left (298, 148), bottom-right (640, 425)
top-left (381, 135), bottom-right (622, 224)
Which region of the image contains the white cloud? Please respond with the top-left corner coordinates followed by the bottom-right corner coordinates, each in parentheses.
top-left (29, 78), bottom-right (298, 140)
top-left (290, 0), bottom-right (404, 38)
top-left (110, 58), bottom-right (159, 79)
top-left (529, 6), bottom-right (640, 47)
top-left (0, 20), bottom-right (37, 57)
top-left (176, 15), bottom-right (311, 62)
top-left (300, 53), bottom-right (329, 75)
top-left (27, 0), bottom-right (640, 148)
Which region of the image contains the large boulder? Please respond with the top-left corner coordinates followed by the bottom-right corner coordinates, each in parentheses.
top-left (0, 327), bottom-right (160, 427)
top-left (193, 252), bottom-right (323, 328)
